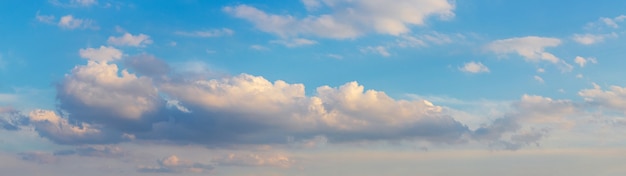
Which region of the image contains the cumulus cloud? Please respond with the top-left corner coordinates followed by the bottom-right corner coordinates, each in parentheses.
top-left (78, 46), bottom-right (123, 63)
top-left (107, 33), bottom-right (153, 47)
top-left (485, 36), bottom-right (572, 71)
top-left (572, 33), bottom-right (617, 45)
top-left (224, 0), bottom-right (455, 39)
top-left (175, 28), bottom-right (234, 37)
top-left (138, 155), bottom-right (214, 173)
top-left (574, 56), bottom-right (597, 68)
top-left (57, 59), bottom-right (163, 133)
top-left (58, 15), bottom-right (97, 30)
top-left (459, 61), bottom-right (489, 73)
top-left (123, 54), bottom-right (170, 77)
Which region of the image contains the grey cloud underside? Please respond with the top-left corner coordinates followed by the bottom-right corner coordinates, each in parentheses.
top-left (5, 55), bottom-right (571, 150)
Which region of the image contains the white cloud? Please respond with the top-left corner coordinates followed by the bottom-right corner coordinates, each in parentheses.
top-left (327, 54), bottom-right (343, 59)
top-left (576, 74), bottom-right (583, 79)
top-left (224, 0), bottom-right (455, 39)
top-left (138, 155), bottom-right (214, 173)
top-left (534, 75), bottom-right (544, 83)
top-left (301, 0), bottom-right (322, 11)
top-left (58, 60), bottom-right (160, 124)
top-left (485, 36), bottom-right (572, 72)
top-left (600, 15), bottom-right (626, 28)
top-left (78, 46), bottom-right (123, 63)
top-left (175, 28), bottom-right (234, 37)
top-left (572, 33), bottom-right (618, 45)
top-left (459, 61), bottom-right (489, 73)
top-left (212, 153), bottom-right (295, 168)
top-left (270, 38), bottom-right (317, 47)
top-left (361, 46), bottom-right (391, 57)
top-left (35, 11), bottom-right (55, 24)
top-left (396, 32), bottom-right (463, 48)
top-left (574, 56), bottom-right (597, 68)
top-left (537, 68), bottom-right (545, 73)
top-left (50, 0), bottom-right (98, 7)
top-left (579, 84), bottom-right (626, 112)
top-left (57, 15), bottom-right (97, 30)
top-left (250, 45), bottom-right (269, 51)
top-left (107, 33), bottom-right (153, 47)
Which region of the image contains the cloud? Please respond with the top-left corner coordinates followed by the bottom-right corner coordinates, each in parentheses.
top-left (579, 84), bottom-right (626, 112)
top-left (27, 109), bottom-right (125, 145)
top-left (58, 15), bottom-right (97, 30)
top-left (572, 33), bottom-right (618, 45)
top-left (53, 145), bottom-right (126, 158)
top-left (138, 155), bottom-right (214, 173)
top-left (397, 32), bottom-right (463, 48)
top-left (50, 0), bottom-right (98, 7)
top-left (600, 15), bottom-right (626, 28)
top-left (224, 0), bottom-right (455, 39)
top-left (250, 45), bottom-right (269, 51)
top-left (574, 56), bottom-right (597, 68)
top-left (534, 75), bottom-right (544, 83)
top-left (19, 152), bottom-right (59, 164)
top-left (485, 36), bottom-right (572, 71)
top-left (473, 95), bottom-right (577, 150)
top-left (0, 107), bottom-right (24, 131)
top-left (270, 38), bottom-right (317, 47)
top-left (175, 28), bottom-right (234, 37)
top-left (35, 11), bottom-right (55, 24)
top-left (459, 61), bottom-right (489, 73)
top-left (212, 153), bottom-right (295, 168)
top-left (78, 46), bottom-right (122, 63)
top-left (361, 46), bottom-right (391, 57)
top-left (107, 33), bottom-right (153, 47)
top-left (123, 54), bottom-right (170, 77)
top-left (56, 59), bottom-right (163, 133)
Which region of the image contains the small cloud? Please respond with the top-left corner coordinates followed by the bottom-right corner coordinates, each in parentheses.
top-left (459, 61), bottom-right (489, 73)
top-left (175, 28), bottom-right (234, 37)
top-left (572, 33), bottom-right (617, 45)
top-left (50, 0), bottom-right (98, 7)
top-left (58, 15), bottom-right (98, 30)
top-left (361, 46), bottom-right (390, 57)
top-left (35, 11), bottom-right (55, 24)
top-left (327, 54), bottom-right (343, 59)
top-left (107, 33), bottom-right (153, 47)
top-left (169, 41), bottom-right (177, 47)
top-left (79, 46), bottom-right (123, 63)
top-left (206, 49), bottom-right (216, 54)
top-left (537, 68), bottom-right (545, 73)
top-left (576, 74), bottom-right (584, 79)
top-left (270, 38), bottom-right (317, 47)
top-left (574, 56), bottom-right (597, 68)
top-left (534, 75), bottom-right (544, 83)
top-left (19, 152), bottom-right (59, 164)
top-left (250, 45), bottom-right (269, 51)
top-left (138, 155), bottom-right (214, 173)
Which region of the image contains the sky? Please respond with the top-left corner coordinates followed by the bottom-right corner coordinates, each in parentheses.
top-left (1, 0), bottom-right (626, 175)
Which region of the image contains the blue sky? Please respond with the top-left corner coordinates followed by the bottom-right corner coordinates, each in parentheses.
top-left (2, 0), bottom-right (626, 175)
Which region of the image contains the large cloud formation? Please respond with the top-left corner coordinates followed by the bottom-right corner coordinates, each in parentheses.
top-left (11, 46), bottom-right (473, 147)
top-left (3, 46), bottom-right (582, 150)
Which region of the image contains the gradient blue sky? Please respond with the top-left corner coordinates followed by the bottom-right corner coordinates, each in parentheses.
top-left (1, 0), bottom-right (626, 175)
